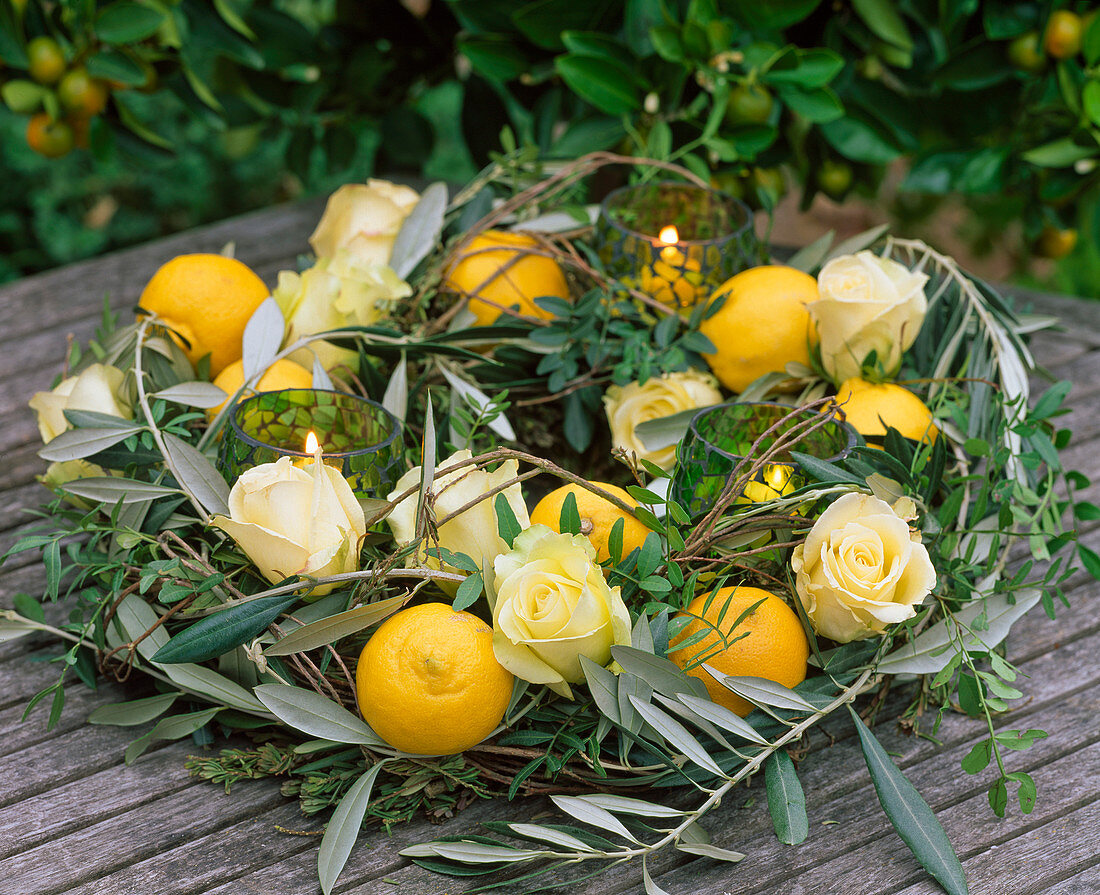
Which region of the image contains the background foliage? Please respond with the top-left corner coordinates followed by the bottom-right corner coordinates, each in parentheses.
top-left (3, 0), bottom-right (1099, 290)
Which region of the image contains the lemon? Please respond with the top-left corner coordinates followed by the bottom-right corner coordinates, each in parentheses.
top-left (529, 482), bottom-right (650, 563)
top-left (444, 230), bottom-right (570, 326)
top-left (138, 253), bottom-right (271, 377)
top-left (835, 378), bottom-right (938, 444)
top-left (355, 603), bottom-right (514, 755)
top-left (668, 586), bottom-right (809, 717)
top-left (699, 266), bottom-right (817, 393)
top-left (209, 357), bottom-right (314, 418)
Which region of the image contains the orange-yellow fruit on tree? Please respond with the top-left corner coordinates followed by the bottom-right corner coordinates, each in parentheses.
top-left (25, 113), bottom-right (74, 158)
top-left (138, 253), bottom-right (271, 377)
top-left (355, 603), bottom-right (514, 755)
top-left (209, 357), bottom-right (314, 418)
top-left (530, 482), bottom-right (650, 563)
top-left (444, 230), bottom-right (570, 327)
top-left (668, 586), bottom-right (809, 717)
top-left (27, 36), bottom-right (65, 85)
top-left (1043, 9), bottom-right (1083, 59)
top-left (699, 265), bottom-right (817, 393)
top-left (835, 378), bottom-right (939, 444)
top-left (58, 68), bottom-right (109, 117)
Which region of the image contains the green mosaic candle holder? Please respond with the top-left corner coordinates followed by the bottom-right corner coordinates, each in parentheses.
top-left (219, 389), bottom-right (404, 498)
top-left (670, 402), bottom-right (856, 518)
top-left (595, 181), bottom-right (758, 309)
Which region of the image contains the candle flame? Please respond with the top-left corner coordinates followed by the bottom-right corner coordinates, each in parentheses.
top-left (305, 431), bottom-right (320, 454)
top-left (658, 225), bottom-right (679, 245)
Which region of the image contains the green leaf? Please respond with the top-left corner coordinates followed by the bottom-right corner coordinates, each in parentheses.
top-left (961, 739), bottom-right (992, 774)
top-left (1, 80), bottom-right (48, 113)
top-left (495, 492), bottom-right (523, 548)
top-left (676, 693), bottom-right (769, 745)
top-left (764, 48), bottom-right (844, 87)
top-left (89, 693), bottom-right (179, 726)
top-left (162, 434), bottom-right (230, 517)
top-left (254, 684), bottom-right (386, 746)
top-left (776, 85), bottom-right (843, 123)
top-left (790, 452), bottom-right (864, 485)
top-left (558, 491), bottom-right (582, 536)
top-left (582, 793), bottom-right (687, 818)
top-left (96, 2), bottom-right (167, 42)
top-left (611, 645), bottom-right (707, 698)
top-left (390, 182), bottom-right (448, 280)
top-left (852, 0), bottom-right (913, 51)
top-left (675, 841), bottom-right (746, 862)
top-left (550, 795), bottom-right (642, 843)
top-left (63, 476), bottom-right (181, 505)
top-left (554, 55), bottom-right (642, 116)
top-left (765, 750), bottom-right (809, 844)
top-left (821, 116), bottom-right (903, 164)
top-left (241, 297), bottom-right (285, 383)
top-left (265, 595), bottom-right (409, 656)
top-left (1022, 138), bottom-right (1097, 168)
top-left (125, 707), bottom-right (222, 764)
top-left (86, 50), bottom-right (148, 86)
top-left (1078, 545), bottom-right (1100, 579)
top-left (452, 571), bottom-right (484, 612)
top-left (628, 696), bottom-right (725, 777)
top-left (878, 590), bottom-right (1042, 675)
top-left (213, 0), bottom-right (257, 40)
top-left (319, 762), bottom-right (388, 894)
top-left (153, 382), bottom-right (228, 409)
top-left (849, 707), bottom-right (968, 895)
top-left (506, 823), bottom-right (598, 852)
top-left (38, 424), bottom-right (144, 462)
top-left (705, 671), bottom-right (816, 712)
top-left (152, 593), bottom-right (300, 664)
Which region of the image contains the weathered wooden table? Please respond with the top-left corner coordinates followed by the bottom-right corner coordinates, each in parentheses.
top-left (2, 202), bottom-right (1098, 895)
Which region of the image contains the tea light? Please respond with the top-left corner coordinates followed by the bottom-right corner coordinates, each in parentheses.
top-left (219, 388), bottom-right (404, 498)
top-left (594, 181), bottom-right (758, 311)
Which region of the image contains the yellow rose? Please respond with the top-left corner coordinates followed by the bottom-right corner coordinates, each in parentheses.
top-left (273, 250), bottom-right (412, 372)
top-left (809, 251), bottom-right (928, 383)
top-left (603, 370), bottom-right (723, 470)
top-left (491, 524), bottom-right (631, 698)
top-left (791, 492), bottom-right (936, 643)
top-left (212, 456), bottom-right (366, 597)
top-left (309, 179), bottom-right (420, 266)
top-left (29, 363), bottom-right (132, 444)
top-left (386, 449), bottom-right (530, 595)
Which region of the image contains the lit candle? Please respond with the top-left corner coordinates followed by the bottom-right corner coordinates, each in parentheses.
top-left (640, 224), bottom-right (704, 309)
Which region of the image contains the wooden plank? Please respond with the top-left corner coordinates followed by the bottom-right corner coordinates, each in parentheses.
top-left (0, 766), bottom-right (288, 895)
top-left (0, 743), bottom-right (194, 862)
top-left (0, 197), bottom-right (324, 345)
top-left (1006, 286), bottom-right (1100, 345)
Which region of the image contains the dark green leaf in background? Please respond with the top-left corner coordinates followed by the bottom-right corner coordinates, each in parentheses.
top-left (554, 55), bottom-right (641, 116)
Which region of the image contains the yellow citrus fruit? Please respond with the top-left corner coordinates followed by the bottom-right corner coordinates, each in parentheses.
top-left (208, 357), bottom-right (314, 418)
top-left (835, 378), bottom-right (939, 444)
top-left (444, 230), bottom-right (570, 327)
top-left (530, 482), bottom-right (650, 563)
top-left (668, 586), bottom-right (809, 717)
top-left (1043, 10), bottom-right (1082, 59)
top-left (355, 603), bottom-right (514, 755)
top-left (699, 265), bottom-right (817, 393)
top-left (138, 254), bottom-right (271, 377)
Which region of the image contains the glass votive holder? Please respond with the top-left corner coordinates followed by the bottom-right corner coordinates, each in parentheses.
top-left (595, 181), bottom-right (758, 310)
top-left (670, 402), bottom-right (856, 518)
top-left (219, 389), bottom-right (404, 498)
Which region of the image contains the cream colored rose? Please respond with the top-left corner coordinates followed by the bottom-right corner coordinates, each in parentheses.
top-left (791, 492), bottom-right (936, 643)
top-left (386, 449), bottom-right (530, 595)
top-left (809, 251), bottom-right (928, 383)
top-left (310, 179), bottom-right (420, 266)
top-left (491, 524), bottom-right (631, 698)
top-left (604, 370), bottom-right (723, 470)
top-left (29, 363), bottom-right (132, 444)
top-left (212, 456), bottom-right (366, 597)
top-left (274, 250), bottom-right (412, 372)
